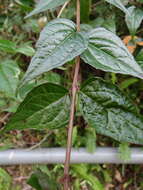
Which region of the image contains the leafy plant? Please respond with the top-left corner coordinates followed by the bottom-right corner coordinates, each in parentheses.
top-left (2, 0), bottom-right (143, 189)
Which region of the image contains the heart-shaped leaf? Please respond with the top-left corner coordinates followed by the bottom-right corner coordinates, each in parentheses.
top-left (22, 19), bottom-right (88, 85)
top-left (25, 0), bottom-right (68, 18)
top-left (81, 27), bottom-right (143, 79)
top-left (79, 77), bottom-right (143, 144)
top-left (4, 83), bottom-right (70, 131)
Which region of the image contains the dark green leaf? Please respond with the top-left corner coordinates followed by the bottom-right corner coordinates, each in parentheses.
top-left (27, 173), bottom-right (42, 190)
top-left (25, 0), bottom-right (68, 18)
top-left (81, 27), bottom-right (143, 79)
top-left (0, 60), bottom-right (20, 98)
top-left (4, 83), bottom-right (70, 131)
top-left (136, 49), bottom-right (143, 69)
top-left (105, 0), bottom-right (128, 14)
top-left (125, 6), bottom-right (143, 36)
top-left (22, 18), bottom-right (88, 85)
top-left (28, 169), bottom-right (59, 190)
top-left (81, 0), bottom-right (91, 23)
top-left (79, 77), bottom-right (143, 144)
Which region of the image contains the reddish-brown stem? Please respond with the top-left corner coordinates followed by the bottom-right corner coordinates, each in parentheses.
top-left (63, 0), bottom-right (80, 189)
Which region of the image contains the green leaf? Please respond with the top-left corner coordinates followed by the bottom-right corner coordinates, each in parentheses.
top-left (86, 128), bottom-right (96, 153)
top-left (102, 15), bottom-right (116, 33)
top-left (120, 78), bottom-right (138, 89)
top-left (79, 77), bottom-right (143, 144)
top-left (17, 43), bottom-right (35, 56)
top-left (125, 6), bottom-right (143, 36)
top-left (81, 0), bottom-right (91, 23)
top-left (0, 39), bottom-right (35, 56)
top-left (81, 27), bottom-right (143, 79)
top-left (0, 60), bottom-right (20, 98)
top-left (136, 49), bottom-right (143, 69)
top-left (22, 18), bottom-right (88, 85)
top-left (4, 83), bottom-right (70, 131)
top-left (105, 0), bottom-right (128, 14)
top-left (0, 168), bottom-right (12, 190)
top-left (27, 173), bottom-right (42, 190)
top-left (0, 39), bottom-right (16, 54)
top-left (118, 142), bottom-right (131, 161)
top-left (25, 0), bottom-right (68, 18)
top-left (72, 164), bottom-right (104, 190)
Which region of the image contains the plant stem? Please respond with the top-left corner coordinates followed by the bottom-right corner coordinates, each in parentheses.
top-left (57, 1), bottom-right (69, 18)
top-left (63, 0), bottom-right (80, 189)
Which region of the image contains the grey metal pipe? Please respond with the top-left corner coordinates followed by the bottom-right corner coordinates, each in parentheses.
top-left (0, 147), bottom-right (143, 165)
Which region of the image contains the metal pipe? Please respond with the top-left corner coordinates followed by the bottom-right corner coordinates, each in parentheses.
top-left (0, 147), bottom-right (143, 165)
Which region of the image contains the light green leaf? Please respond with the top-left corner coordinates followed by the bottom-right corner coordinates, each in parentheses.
top-left (118, 142), bottom-right (131, 161)
top-left (72, 164), bottom-right (104, 190)
top-left (17, 43), bottom-right (35, 56)
top-left (0, 39), bottom-right (35, 56)
top-left (81, 27), bottom-right (143, 79)
top-left (79, 77), bottom-right (143, 144)
top-left (0, 60), bottom-right (20, 98)
top-left (0, 168), bottom-right (12, 190)
top-left (25, 0), bottom-right (68, 18)
top-left (22, 18), bottom-right (88, 85)
top-left (4, 83), bottom-right (70, 131)
top-left (105, 0), bottom-right (128, 14)
top-left (125, 6), bottom-right (143, 36)
top-left (0, 39), bottom-right (16, 54)
top-left (86, 128), bottom-right (96, 153)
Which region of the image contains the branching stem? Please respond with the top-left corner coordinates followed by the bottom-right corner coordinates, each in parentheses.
top-left (63, 0), bottom-right (80, 189)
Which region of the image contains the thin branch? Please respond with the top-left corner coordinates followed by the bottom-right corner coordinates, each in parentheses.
top-left (57, 1), bottom-right (69, 18)
top-left (63, 0), bottom-right (80, 189)
top-left (28, 131), bottom-right (52, 150)
top-left (0, 113), bottom-right (11, 125)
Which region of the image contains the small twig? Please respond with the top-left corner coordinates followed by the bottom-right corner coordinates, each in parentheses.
top-left (63, 0), bottom-right (80, 189)
top-left (28, 131), bottom-right (52, 150)
top-left (57, 1), bottom-right (69, 18)
top-left (0, 112), bottom-right (11, 125)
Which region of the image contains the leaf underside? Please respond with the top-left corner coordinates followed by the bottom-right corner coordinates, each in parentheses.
top-left (79, 77), bottom-right (143, 144)
top-left (81, 27), bottom-right (143, 79)
top-left (5, 83), bottom-right (70, 131)
top-left (25, 0), bottom-right (68, 18)
top-left (22, 18), bottom-right (88, 86)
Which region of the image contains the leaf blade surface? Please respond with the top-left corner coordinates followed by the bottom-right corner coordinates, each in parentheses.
top-left (5, 83), bottom-right (70, 131)
top-left (81, 27), bottom-right (143, 79)
top-left (22, 19), bottom-right (88, 85)
top-left (79, 77), bottom-right (143, 144)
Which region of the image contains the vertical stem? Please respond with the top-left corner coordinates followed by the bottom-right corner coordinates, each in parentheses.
top-left (63, 0), bottom-right (80, 189)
